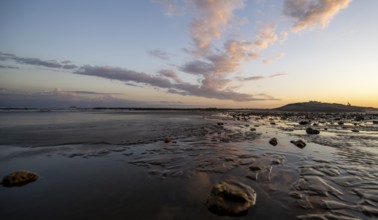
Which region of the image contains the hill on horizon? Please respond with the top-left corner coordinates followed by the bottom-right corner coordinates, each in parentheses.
top-left (275, 101), bottom-right (377, 112)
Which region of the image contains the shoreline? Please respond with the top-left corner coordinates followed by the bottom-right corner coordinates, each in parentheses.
top-left (1, 110), bottom-right (377, 219)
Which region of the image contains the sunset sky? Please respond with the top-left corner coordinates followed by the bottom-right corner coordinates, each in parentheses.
top-left (0, 0), bottom-right (377, 108)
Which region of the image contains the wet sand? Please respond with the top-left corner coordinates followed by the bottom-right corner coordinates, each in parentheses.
top-left (0, 110), bottom-right (377, 219)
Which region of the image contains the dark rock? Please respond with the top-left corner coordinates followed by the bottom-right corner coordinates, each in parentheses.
top-left (352, 129), bottom-right (359, 133)
top-left (269, 138), bottom-right (278, 146)
top-left (249, 166), bottom-right (262, 171)
top-left (206, 179), bottom-right (257, 216)
top-left (250, 128), bottom-right (256, 131)
top-left (270, 122), bottom-right (276, 125)
top-left (306, 127), bottom-right (320, 135)
top-left (164, 137), bottom-right (172, 143)
top-left (2, 170), bottom-right (38, 187)
top-left (299, 121), bottom-right (309, 125)
top-left (291, 140), bottom-right (306, 149)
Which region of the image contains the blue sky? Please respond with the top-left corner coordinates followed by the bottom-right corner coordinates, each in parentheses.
top-left (1, 0), bottom-right (377, 108)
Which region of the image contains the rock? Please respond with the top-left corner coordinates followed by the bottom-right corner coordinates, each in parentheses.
top-left (249, 166), bottom-right (262, 172)
top-left (291, 140), bottom-right (306, 148)
top-left (299, 121), bottom-right (309, 125)
top-left (164, 137), bottom-right (172, 143)
top-left (269, 138), bottom-right (278, 146)
top-left (270, 122), bottom-right (276, 125)
top-left (351, 129), bottom-right (359, 133)
top-left (306, 127), bottom-right (320, 135)
top-left (1, 170), bottom-right (38, 187)
top-left (250, 128), bottom-right (256, 131)
top-left (206, 179), bottom-right (257, 216)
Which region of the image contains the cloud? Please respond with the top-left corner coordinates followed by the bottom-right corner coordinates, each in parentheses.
top-left (159, 100), bottom-right (183, 104)
top-left (269, 72), bottom-right (288, 78)
top-left (237, 72), bottom-right (288, 81)
top-left (180, 60), bottom-right (214, 75)
top-left (0, 52), bottom-right (78, 70)
top-left (254, 23), bottom-right (278, 49)
top-left (76, 65), bottom-right (173, 88)
top-left (0, 88), bottom-right (141, 108)
top-left (154, 0), bottom-right (184, 16)
top-left (148, 49), bottom-right (170, 60)
top-left (239, 76), bottom-right (265, 81)
top-left (0, 65), bottom-right (19, 69)
top-left (67, 91), bottom-right (123, 95)
top-left (124, 82), bottom-right (143, 88)
top-left (263, 52), bottom-right (285, 64)
top-left (0, 50), bottom-right (278, 102)
top-left (75, 65), bottom-right (276, 101)
top-left (154, 1), bottom-right (284, 100)
top-left (189, 0), bottom-right (245, 53)
top-left (158, 69), bottom-right (182, 83)
top-left (284, 0), bottom-right (352, 32)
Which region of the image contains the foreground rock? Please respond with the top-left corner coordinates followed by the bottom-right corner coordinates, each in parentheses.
top-left (306, 127), bottom-right (320, 135)
top-left (206, 179), bottom-right (257, 216)
top-left (1, 170), bottom-right (38, 187)
top-left (291, 140), bottom-right (306, 149)
top-left (269, 138), bottom-right (278, 146)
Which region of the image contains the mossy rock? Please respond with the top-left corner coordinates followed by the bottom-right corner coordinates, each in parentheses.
top-left (206, 179), bottom-right (256, 216)
top-left (1, 170), bottom-right (38, 187)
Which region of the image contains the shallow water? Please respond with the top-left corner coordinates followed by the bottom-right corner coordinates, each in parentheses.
top-left (0, 110), bottom-right (377, 219)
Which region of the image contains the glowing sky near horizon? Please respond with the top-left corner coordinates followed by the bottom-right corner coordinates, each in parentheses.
top-left (0, 0), bottom-right (377, 108)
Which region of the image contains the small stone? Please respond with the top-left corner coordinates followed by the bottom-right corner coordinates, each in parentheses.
top-left (2, 170), bottom-right (38, 187)
top-left (206, 179), bottom-right (257, 216)
top-left (351, 129), bottom-right (359, 133)
top-left (249, 166), bottom-right (262, 172)
top-left (306, 127), bottom-right (320, 135)
top-left (164, 137), bottom-right (172, 143)
top-left (299, 121), bottom-right (309, 125)
top-left (291, 140), bottom-right (306, 149)
top-left (250, 128), bottom-right (256, 131)
top-left (269, 138), bottom-right (278, 146)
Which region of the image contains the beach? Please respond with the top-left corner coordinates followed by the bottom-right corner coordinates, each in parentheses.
top-left (0, 110), bottom-right (377, 219)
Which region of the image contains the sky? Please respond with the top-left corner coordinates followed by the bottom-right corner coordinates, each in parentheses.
top-left (0, 0), bottom-right (377, 108)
